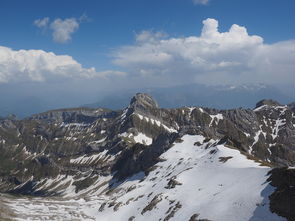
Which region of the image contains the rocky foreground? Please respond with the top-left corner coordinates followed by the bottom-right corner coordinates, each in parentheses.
top-left (0, 93), bottom-right (295, 220)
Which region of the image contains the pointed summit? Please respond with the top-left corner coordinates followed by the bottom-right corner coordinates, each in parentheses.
top-left (129, 93), bottom-right (159, 112)
top-left (255, 99), bottom-right (281, 108)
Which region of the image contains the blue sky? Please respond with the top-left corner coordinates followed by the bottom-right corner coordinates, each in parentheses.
top-left (0, 0), bottom-right (295, 116)
top-left (1, 0), bottom-right (295, 70)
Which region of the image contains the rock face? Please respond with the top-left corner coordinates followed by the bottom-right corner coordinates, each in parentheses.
top-left (0, 93), bottom-right (295, 220)
top-left (267, 168), bottom-right (295, 221)
top-left (255, 99), bottom-right (282, 108)
top-left (129, 93), bottom-right (159, 112)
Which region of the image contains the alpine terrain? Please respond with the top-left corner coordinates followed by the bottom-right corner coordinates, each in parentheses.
top-left (0, 93), bottom-right (295, 221)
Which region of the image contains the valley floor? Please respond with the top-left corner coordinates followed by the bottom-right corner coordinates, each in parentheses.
top-left (1, 193), bottom-right (104, 220)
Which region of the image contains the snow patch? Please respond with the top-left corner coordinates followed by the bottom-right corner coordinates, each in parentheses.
top-left (253, 105), bottom-right (267, 112)
top-left (209, 113), bottom-right (223, 127)
top-left (135, 114), bottom-right (177, 133)
top-left (271, 119), bottom-right (286, 140)
top-left (70, 150), bottom-right (109, 164)
top-left (119, 132), bottom-right (152, 145)
top-left (133, 133), bottom-right (153, 145)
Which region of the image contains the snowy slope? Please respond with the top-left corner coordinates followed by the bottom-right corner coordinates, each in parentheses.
top-left (94, 135), bottom-right (284, 221)
top-left (4, 135), bottom-right (285, 221)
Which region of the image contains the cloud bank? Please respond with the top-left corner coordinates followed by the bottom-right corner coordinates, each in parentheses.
top-left (0, 46), bottom-right (125, 83)
top-left (112, 18), bottom-right (295, 85)
top-left (5, 18), bottom-right (295, 87)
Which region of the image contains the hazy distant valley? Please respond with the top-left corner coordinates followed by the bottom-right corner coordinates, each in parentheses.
top-left (1, 83), bottom-right (293, 118)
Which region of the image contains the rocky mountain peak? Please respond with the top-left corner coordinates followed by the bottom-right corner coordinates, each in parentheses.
top-left (129, 93), bottom-right (159, 112)
top-left (255, 99), bottom-right (282, 108)
top-left (0, 95), bottom-right (295, 220)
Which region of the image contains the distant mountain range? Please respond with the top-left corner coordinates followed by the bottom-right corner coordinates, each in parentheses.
top-left (0, 83), bottom-right (293, 119)
top-left (84, 83), bottom-right (293, 110)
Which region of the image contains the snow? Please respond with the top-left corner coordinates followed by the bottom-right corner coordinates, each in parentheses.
top-left (185, 106), bottom-right (205, 116)
top-left (133, 133), bottom-right (153, 145)
top-left (262, 116), bottom-right (269, 128)
top-left (250, 123), bottom-right (270, 154)
top-left (120, 108), bottom-right (128, 122)
top-left (91, 135), bottom-right (283, 221)
top-left (89, 137), bottom-right (106, 144)
top-left (135, 114), bottom-right (177, 133)
top-left (250, 130), bottom-right (261, 153)
top-left (34, 174), bottom-right (73, 192)
top-left (161, 123), bottom-right (177, 133)
top-left (209, 113), bottom-right (223, 127)
top-left (61, 122), bottom-right (89, 128)
top-left (119, 132), bottom-right (152, 145)
top-left (119, 132), bottom-right (131, 138)
top-left (70, 150), bottom-right (109, 164)
top-left (137, 114), bottom-right (144, 120)
top-left (254, 105), bottom-right (267, 112)
top-left (65, 136), bottom-right (78, 141)
top-left (187, 107), bottom-right (195, 116)
top-left (2, 135), bottom-right (284, 221)
top-left (14, 176), bottom-right (34, 190)
top-left (244, 132), bottom-right (251, 137)
top-left (271, 119), bottom-right (286, 140)
top-left (277, 106), bottom-right (287, 115)
top-left (101, 130), bottom-right (106, 134)
top-left (253, 104), bottom-right (286, 112)
top-left (22, 146), bottom-right (37, 160)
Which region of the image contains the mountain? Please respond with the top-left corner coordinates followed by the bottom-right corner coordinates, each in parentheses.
top-left (0, 83), bottom-right (292, 119)
top-left (85, 83), bottom-right (293, 110)
top-left (0, 93), bottom-right (295, 220)
top-left (0, 82), bottom-right (105, 118)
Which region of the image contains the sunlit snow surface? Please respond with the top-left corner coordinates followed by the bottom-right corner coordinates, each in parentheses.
top-left (1, 135), bottom-right (285, 221)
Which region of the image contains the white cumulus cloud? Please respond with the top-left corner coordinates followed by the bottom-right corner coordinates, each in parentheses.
top-left (34, 17), bottom-right (50, 28)
top-left (135, 30), bottom-right (167, 43)
top-left (193, 0), bottom-right (210, 5)
top-left (34, 16), bottom-right (87, 43)
top-left (112, 18), bottom-right (295, 85)
top-left (0, 46), bottom-right (125, 83)
top-left (50, 18), bottom-right (79, 43)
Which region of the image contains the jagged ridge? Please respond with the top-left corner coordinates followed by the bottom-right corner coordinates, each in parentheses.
top-left (0, 94), bottom-right (295, 220)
